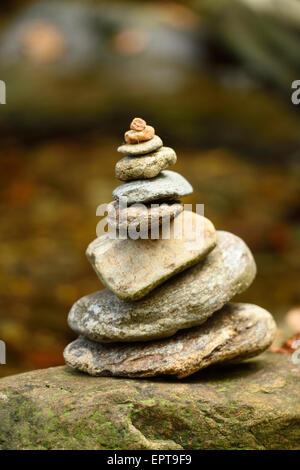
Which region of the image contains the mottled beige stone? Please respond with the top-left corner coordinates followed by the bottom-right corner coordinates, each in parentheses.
top-left (69, 231), bottom-right (257, 342)
top-left (106, 200), bottom-right (183, 231)
top-left (86, 211), bottom-right (216, 301)
top-left (115, 147), bottom-right (177, 181)
top-left (64, 303), bottom-right (276, 378)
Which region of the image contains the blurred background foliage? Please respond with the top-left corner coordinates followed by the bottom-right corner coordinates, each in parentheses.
top-left (0, 0), bottom-right (299, 377)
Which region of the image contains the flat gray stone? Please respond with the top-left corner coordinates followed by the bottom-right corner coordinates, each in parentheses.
top-left (86, 212), bottom-right (217, 301)
top-left (113, 170), bottom-right (193, 204)
top-left (64, 303), bottom-right (276, 378)
top-left (117, 135), bottom-right (163, 156)
top-left (115, 147), bottom-right (177, 181)
top-left (68, 231), bottom-right (257, 342)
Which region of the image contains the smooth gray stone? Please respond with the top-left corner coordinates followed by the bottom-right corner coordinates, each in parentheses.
top-left (117, 135), bottom-right (163, 155)
top-left (68, 231), bottom-right (257, 342)
top-left (113, 170), bottom-right (193, 204)
top-left (64, 303), bottom-right (276, 378)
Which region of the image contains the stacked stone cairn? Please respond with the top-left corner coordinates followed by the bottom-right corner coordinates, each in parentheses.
top-left (64, 118), bottom-right (276, 379)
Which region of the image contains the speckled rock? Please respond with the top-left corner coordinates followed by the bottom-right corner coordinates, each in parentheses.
top-left (107, 200), bottom-right (183, 231)
top-left (113, 170), bottom-right (193, 204)
top-left (86, 211), bottom-right (217, 301)
top-left (117, 135), bottom-right (163, 156)
top-left (115, 147), bottom-right (177, 181)
top-left (64, 303), bottom-right (276, 378)
top-left (69, 231), bottom-right (256, 342)
top-left (1, 353), bottom-right (299, 449)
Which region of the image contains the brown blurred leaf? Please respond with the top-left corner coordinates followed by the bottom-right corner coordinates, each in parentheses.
top-left (270, 332), bottom-right (300, 354)
top-left (24, 347), bottom-right (65, 368)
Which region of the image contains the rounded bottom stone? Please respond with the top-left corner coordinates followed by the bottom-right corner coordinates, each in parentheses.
top-left (64, 303), bottom-right (276, 379)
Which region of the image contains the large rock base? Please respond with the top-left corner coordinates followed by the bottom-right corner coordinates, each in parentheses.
top-left (0, 353), bottom-right (299, 450)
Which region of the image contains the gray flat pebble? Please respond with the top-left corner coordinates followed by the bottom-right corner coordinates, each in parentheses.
top-left (113, 170), bottom-right (193, 204)
top-left (117, 135), bottom-right (163, 156)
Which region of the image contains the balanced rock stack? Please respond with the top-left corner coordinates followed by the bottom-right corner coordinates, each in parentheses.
top-left (64, 118), bottom-right (276, 379)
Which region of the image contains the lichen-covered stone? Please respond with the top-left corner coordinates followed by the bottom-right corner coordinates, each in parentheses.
top-left (69, 231), bottom-right (256, 342)
top-left (113, 170), bottom-right (193, 204)
top-left (64, 303), bottom-right (276, 378)
top-left (115, 147), bottom-right (177, 181)
top-left (117, 135), bottom-right (163, 156)
top-left (86, 211), bottom-right (216, 301)
top-left (0, 353), bottom-right (299, 449)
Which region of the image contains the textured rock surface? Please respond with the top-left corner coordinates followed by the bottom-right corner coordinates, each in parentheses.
top-left (86, 211), bottom-right (216, 301)
top-left (113, 170), bottom-right (193, 204)
top-left (115, 147), bottom-right (177, 181)
top-left (64, 303), bottom-right (276, 378)
top-left (107, 200), bottom-right (183, 231)
top-left (130, 117), bottom-right (147, 131)
top-left (0, 353), bottom-right (299, 449)
top-left (70, 231), bottom-right (256, 342)
top-left (117, 135), bottom-right (162, 156)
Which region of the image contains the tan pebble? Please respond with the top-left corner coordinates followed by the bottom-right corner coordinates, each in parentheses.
top-left (125, 125), bottom-right (155, 144)
top-left (130, 117), bottom-right (146, 131)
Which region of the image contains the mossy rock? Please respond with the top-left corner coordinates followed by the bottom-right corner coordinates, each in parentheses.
top-left (0, 353), bottom-right (299, 450)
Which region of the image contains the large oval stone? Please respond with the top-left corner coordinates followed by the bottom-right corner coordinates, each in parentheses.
top-left (68, 231), bottom-right (257, 342)
top-left (113, 170), bottom-right (193, 204)
top-left (64, 303), bottom-right (276, 378)
top-left (86, 211), bottom-right (217, 301)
